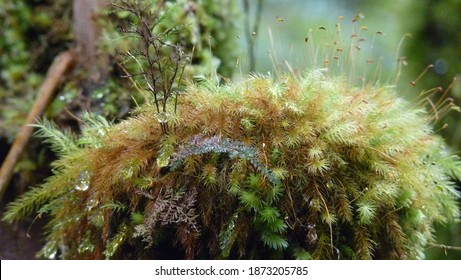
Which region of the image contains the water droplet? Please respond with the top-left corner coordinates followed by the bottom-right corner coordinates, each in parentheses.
top-left (97, 128), bottom-right (106, 136)
top-left (92, 87), bottom-right (107, 100)
top-left (77, 238), bottom-right (95, 254)
top-left (75, 170), bottom-right (90, 191)
top-left (156, 112), bottom-right (171, 124)
top-left (122, 166), bottom-right (134, 179)
top-left (86, 198), bottom-right (98, 211)
top-left (42, 242), bottom-right (58, 259)
top-left (434, 58), bottom-right (448, 75)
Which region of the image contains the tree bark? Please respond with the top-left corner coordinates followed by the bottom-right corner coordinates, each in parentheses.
top-left (73, 0), bottom-right (109, 94)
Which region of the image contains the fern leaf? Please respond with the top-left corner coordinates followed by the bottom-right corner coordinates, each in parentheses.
top-left (219, 213), bottom-right (239, 258)
top-left (101, 200), bottom-right (127, 213)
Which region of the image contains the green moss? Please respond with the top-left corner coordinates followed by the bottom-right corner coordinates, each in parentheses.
top-left (4, 70), bottom-right (460, 259)
top-left (0, 0), bottom-right (241, 191)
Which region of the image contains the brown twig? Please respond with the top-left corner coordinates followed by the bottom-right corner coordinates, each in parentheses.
top-left (0, 50), bottom-right (76, 202)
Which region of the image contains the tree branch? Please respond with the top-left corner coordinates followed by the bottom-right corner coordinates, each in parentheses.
top-left (0, 50), bottom-right (76, 202)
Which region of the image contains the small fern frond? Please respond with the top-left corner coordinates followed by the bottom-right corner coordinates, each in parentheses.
top-left (101, 200), bottom-right (128, 213)
top-left (219, 213), bottom-right (239, 258)
top-left (156, 134), bottom-right (178, 167)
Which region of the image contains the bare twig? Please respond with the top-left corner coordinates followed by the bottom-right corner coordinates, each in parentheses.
top-left (113, 0), bottom-right (189, 135)
top-left (0, 50), bottom-right (76, 202)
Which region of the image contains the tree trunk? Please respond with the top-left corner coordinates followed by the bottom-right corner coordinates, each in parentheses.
top-left (73, 0), bottom-right (109, 100)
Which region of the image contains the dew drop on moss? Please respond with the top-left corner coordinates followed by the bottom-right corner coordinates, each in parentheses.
top-left (156, 112), bottom-right (171, 124)
top-left (86, 198), bottom-right (98, 211)
top-left (122, 166), bottom-right (134, 179)
top-left (75, 170), bottom-right (90, 191)
top-left (42, 242), bottom-right (58, 259)
top-left (156, 153), bottom-right (170, 168)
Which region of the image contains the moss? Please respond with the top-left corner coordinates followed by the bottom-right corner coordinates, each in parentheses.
top-left (0, 0), bottom-right (241, 196)
top-left (2, 0), bottom-right (459, 260)
top-left (4, 71), bottom-right (460, 259)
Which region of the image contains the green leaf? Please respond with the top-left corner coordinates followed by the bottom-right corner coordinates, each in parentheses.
top-left (101, 201), bottom-right (127, 213)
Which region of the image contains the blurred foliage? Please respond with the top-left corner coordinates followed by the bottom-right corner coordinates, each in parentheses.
top-left (402, 0), bottom-right (461, 151)
top-left (399, 0), bottom-right (461, 260)
top-left (0, 0), bottom-right (72, 142)
top-left (346, 0), bottom-right (461, 260)
top-left (101, 0), bottom-right (240, 81)
top-left (346, 0), bottom-right (461, 149)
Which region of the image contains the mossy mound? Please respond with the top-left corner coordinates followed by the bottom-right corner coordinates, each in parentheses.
top-left (4, 71), bottom-right (460, 259)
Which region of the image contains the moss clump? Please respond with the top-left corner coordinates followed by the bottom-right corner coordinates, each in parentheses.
top-left (4, 69), bottom-right (460, 259)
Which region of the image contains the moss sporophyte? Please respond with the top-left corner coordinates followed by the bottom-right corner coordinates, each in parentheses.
top-left (2, 4), bottom-right (460, 259)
